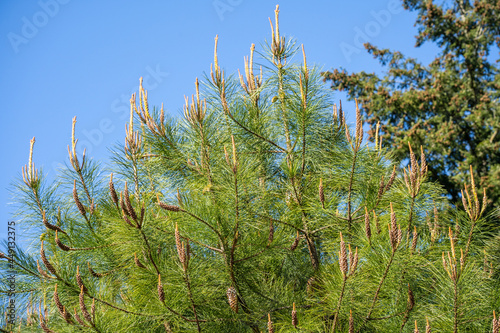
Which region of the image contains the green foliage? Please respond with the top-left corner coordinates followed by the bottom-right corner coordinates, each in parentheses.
top-left (1, 5), bottom-right (499, 333)
top-left (323, 0), bottom-right (500, 207)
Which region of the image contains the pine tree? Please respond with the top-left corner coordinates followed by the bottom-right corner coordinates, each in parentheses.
top-left (1, 5), bottom-right (498, 333)
top-left (323, 0), bottom-right (500, 208)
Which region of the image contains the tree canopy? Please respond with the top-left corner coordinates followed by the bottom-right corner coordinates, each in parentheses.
top-left (323, 0), bottom-right (500, 207)
top-left (1, 5), bottom-right (499, 333)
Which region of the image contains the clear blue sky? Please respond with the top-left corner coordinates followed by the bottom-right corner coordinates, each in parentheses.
top-left (0, 1), bottom-right (438, 242)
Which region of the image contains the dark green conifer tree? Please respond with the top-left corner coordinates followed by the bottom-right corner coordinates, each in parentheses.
top-left (323, 0), bottom-right (500, 208)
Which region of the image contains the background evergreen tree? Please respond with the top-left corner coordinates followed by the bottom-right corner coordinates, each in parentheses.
top-left (323, 0), bottom-right (500, 208)
top-left (1, 6), bottom-right (499, 333)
